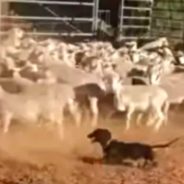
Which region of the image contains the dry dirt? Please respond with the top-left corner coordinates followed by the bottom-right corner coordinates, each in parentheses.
top-left (0, 110), bottom-right (184, 184)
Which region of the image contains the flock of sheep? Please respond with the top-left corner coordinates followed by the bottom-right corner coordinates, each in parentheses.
top-left (0, 27), bottom-right (184, 139)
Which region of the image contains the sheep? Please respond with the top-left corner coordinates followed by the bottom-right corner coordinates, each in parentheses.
top-left (0, 69), bottom-right (35, 93)
top-left (41, 63), bottom-right (106, 127)
top-left (1, 27), bottom-right (182, 133)
top-left (139, 37), bottom-right (169, 51)
top-left (0, 28), bottom-right (24, 59)
top-left (160, 73), bottom-right (184, 105)
top-left (0, 83), bottom-right (80, 140)
top-left (177, 52), bottom-right (184, 65)
top-left (107, 74), bottom-right (169, 131)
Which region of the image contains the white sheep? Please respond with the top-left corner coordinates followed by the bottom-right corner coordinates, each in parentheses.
top-left (109, 75), bottom-right (169, 131)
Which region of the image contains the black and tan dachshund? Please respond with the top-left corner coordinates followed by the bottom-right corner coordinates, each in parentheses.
top-left (87, 128), bottom-right (181, 167)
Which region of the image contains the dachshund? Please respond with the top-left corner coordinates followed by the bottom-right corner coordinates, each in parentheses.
top-left (87, 128), bottom-right (181, 167)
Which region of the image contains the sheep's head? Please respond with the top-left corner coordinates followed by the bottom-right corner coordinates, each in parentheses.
top-left (8, 27), bottom-right (24, 41)
top-left (102, 72), bottom-right (123, 94)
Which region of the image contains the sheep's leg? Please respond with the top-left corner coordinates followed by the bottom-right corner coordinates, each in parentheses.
top-left (154, 108), bottom-right (165, 132)
top-left (67, 99), bottom-right (81, 127)
top-left (126, 107), bottom-right (134, 130)
top-left (146, 108), bottom-right (157, 127)
top-left (146, 117), bottom-right (155, 127)
top-left (89, 97), bottom-right (98, 127)
top-left (55, 114), bottom-right (64, 141)
top-left (162, 101), bottom-right (169, 126)
top-left (150, 101), bottom-right (169, 127)
top-left (49, 111), bottom-right (64, 141)
top-left (2, 112), bottom-right (12, 134)
top-left (136, 112), bottom-right (143, 127)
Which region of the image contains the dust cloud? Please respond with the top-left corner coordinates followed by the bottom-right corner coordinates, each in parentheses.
top-left (0, 110), bottom-right (184, 184)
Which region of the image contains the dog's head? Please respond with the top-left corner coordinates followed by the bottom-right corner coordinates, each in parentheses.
top-left (87, 128), bottom-right (112, 147)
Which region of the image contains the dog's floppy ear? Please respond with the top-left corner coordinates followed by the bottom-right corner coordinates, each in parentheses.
top-left (101, 129), bottom-right (112, 142)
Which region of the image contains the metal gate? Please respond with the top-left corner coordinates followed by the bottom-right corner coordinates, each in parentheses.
top-left (0, 0), bottom-right (99, 38)
top-left (117, 0), bottom-right (153, 40)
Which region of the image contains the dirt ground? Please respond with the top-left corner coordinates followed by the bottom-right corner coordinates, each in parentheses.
top-left (0, 110), bottom-right (184, 184)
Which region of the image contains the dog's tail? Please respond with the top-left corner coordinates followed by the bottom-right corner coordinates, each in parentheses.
top-left (151, 137), bottom-right (182, 149)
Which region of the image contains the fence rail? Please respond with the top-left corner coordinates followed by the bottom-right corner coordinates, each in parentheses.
top-left (1, 0), bottom-right (94, 6)
top-left (0, 31), bottom-right (94, 37)
top-left (0, 0), bottom-right (99, 38)
top-left (1, 16), bottom-right (93, 22)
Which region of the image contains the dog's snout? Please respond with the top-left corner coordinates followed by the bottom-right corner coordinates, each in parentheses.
top-left (87, 133), bottom-right (93, 138)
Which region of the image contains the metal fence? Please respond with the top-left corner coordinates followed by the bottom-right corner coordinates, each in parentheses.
top-left (1, 0), bottom-right (184, 42)
top-left (0, 0), bottom-right (99, 38)
top-left (117, 0), bottom-right (153, 40)
top-left (117, 0), bottom-right (184, 42)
